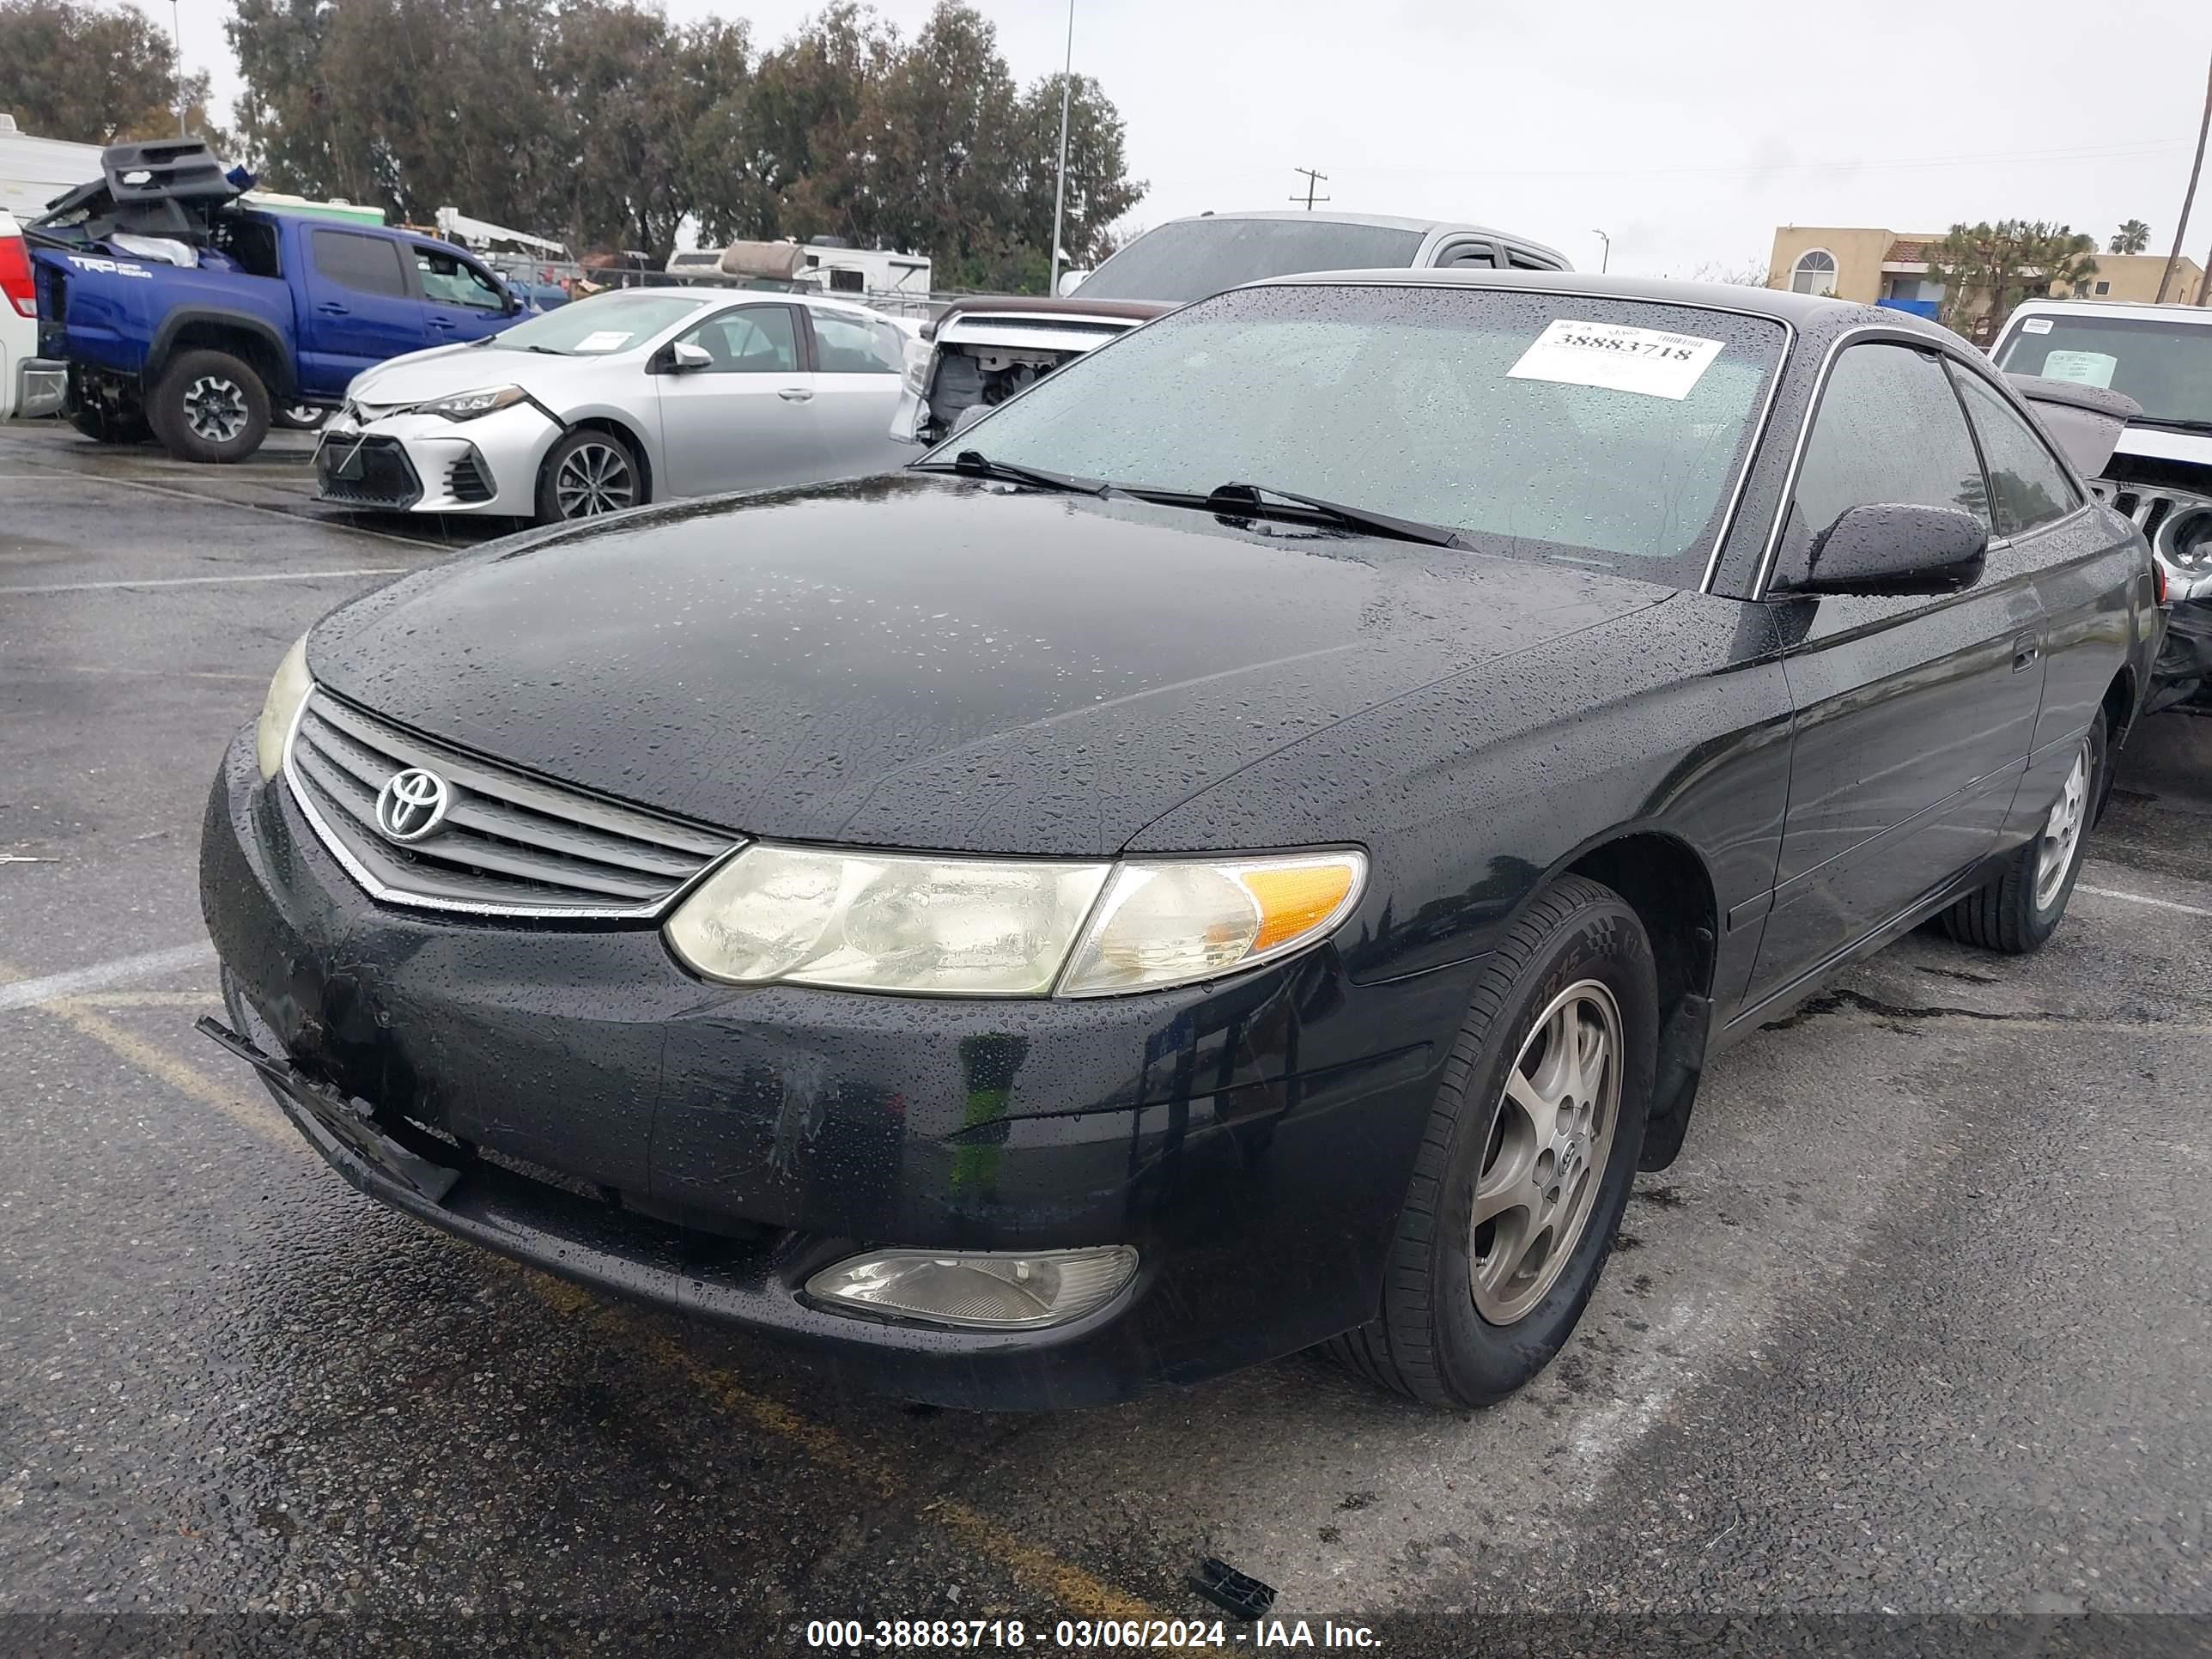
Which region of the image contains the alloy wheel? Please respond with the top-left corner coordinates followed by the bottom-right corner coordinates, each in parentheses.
top-left (184, 376), bottom-right (249, 445)
top-left (2034, 739), bottom-right (2091, 910)
top-left (553, 441), bottom-right (636, 518)
top-left (1470, 979), bottom-right (1622, 1325)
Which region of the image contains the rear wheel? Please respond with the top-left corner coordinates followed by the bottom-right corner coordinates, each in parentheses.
top-left (147, 349), bottom-right (270, 464)
top-left (1939, 716), bottom-right (2106, 953)
top-left (536, 428), bottom-right (641, 523)
top-left (1325, 875), bottom-right (1656, 1407)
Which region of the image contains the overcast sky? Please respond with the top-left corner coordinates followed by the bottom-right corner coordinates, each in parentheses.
top-left (151, 0), bottom-right (2207, 276)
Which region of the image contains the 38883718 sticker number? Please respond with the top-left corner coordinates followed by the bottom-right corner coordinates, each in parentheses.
top-left (1506, 319), bottom-right (1724, 400)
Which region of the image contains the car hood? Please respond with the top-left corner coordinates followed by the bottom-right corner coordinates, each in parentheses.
top-left (307, 475), bottom-right (1672, 857)
top-left (347, 343), bottom-right (573, 407)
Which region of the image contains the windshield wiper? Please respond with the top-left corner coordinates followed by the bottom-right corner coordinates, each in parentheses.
top-left (2129, 413), bottom-right (2212, 436)
top-left (912, 449), bottom-right (1111, 495)
top-left (1128, 481), bottom-right (1468, 549)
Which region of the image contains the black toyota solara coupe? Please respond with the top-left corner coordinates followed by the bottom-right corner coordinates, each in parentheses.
top-left (200, 270), bottom-right (2160, 1411)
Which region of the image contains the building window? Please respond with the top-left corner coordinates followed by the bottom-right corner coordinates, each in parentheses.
top-left (1789, 249), bottom-right (1838, 295)
top-left (2094, 279), bottom-right (2112, 296)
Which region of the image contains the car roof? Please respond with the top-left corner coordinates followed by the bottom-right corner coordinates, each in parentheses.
top-left (1251, 264), bottom-right (1954, 339)
top-left (581, 283), bottom-right (884, 317)
top-left (1159, 207), bottom-right (1566, 259)
top-left (2004, 297), bottom-right (2212, 328)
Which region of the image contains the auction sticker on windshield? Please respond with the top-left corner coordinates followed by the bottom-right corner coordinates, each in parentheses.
top-left (2041, 349), bottom-right (2119, 390)
top-left (574, 331), bottom-right (635, 353)
top-left (1508, 319), bottom-right (1723, 400)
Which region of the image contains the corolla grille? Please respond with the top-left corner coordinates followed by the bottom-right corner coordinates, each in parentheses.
top-left (283, 691), bottom-right (741, 918)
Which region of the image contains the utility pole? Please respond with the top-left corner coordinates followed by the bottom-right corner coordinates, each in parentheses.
top-left (2159, 49), bottom-right (2212, 304)
top-left (1592, 228), bottom-right (1611, 274)
top-left (1048, 0), bottom-right (1075, 296)
top-left (171, 0), bottom-right (187, 136)
top-left (1290, 167), bottom-right (1329, 211)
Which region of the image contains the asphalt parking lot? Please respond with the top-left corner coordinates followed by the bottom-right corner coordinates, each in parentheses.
top-left (4, 416), bottom-right (2211, 1656)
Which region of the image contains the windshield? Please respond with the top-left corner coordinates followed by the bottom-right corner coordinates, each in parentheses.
top-left (487, 292), bottom-right (708, 355)
top-left (1995, 313), bottom-right (2212, 429)
top-left (1074, 219), bottom-right (1426, 304)
top-left (933, 284), bottom-right (1784, 584)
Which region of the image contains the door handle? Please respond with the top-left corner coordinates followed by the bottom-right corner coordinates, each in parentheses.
top-left (2012, 633), bottom-right (2041, 672)
top-left (316, 301), bottom-right (349, 315)
top-left (776, 387), bottom-right (813, 403)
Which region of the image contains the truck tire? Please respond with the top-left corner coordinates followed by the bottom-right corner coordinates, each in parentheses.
top-left (70, 403), bottom-right (153, 444)
top-left (275, 404), bottom-right (331, 432)
top-left (1324, 875), bottom-right (1656, 1407)
top-left (148, 349), bottom-right (271, 464)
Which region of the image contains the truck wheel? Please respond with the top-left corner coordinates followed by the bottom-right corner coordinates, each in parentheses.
top-left (1939, 715), bottom-right (2107, 953)
top-left (70, 403), bottom-right (152, 444)
top-left (275, 404), bottom-right (330, 432)
top-left (536, 428), bottom-right (641, 523)
top-left (1324, 875), bottom-right (1656, 1407)
top-left (148, 349), bottom-right (270, 464)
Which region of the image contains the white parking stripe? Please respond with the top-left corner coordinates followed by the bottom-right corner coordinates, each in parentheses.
top-left (2076, 884), bottom-right (2212, 920)
top-left (0, 459), bottom-right (451, 547)
top-left (0, 944), bottom-right (218, 1012)
top-left (1, 566), bottom-right (405, 595)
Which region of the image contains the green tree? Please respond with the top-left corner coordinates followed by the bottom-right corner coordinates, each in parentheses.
top-left (744, 3), bottom-right (897, 244)
top-left (1926, 222), bottom-right (2099, 343)
top-left (2110, 218), bottom-right (2152, 255)
top-left (0, 0), bottom-right (225, 149)
top-left (866, 3), bottom-right (1020, 270)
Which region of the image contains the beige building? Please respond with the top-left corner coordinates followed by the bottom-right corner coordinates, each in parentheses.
top-left (1765, 225), bottom-right (2207, 328)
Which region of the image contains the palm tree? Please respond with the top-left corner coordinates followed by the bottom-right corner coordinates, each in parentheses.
top-left (2111, 219), bottom-right (2152, 255)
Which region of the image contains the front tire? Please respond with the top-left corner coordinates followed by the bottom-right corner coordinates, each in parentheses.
top-left (1939, 716), bottom-right (2106, 953)
top-left (535, 428), bottom-right (642, 523)
top-left (147, 349), bottom-right (270, 464)
top-left (1326, 875), bottom-right (1657, 1408)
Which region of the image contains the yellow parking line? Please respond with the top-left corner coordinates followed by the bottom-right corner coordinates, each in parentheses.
top-left (7, 965), bottom-right (1170, 1628)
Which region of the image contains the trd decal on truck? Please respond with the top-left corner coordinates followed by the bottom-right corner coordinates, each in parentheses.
top-left (64, 255), bottom-right (152, 279)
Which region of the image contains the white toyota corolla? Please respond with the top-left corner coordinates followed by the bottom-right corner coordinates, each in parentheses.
top-left (315, 287), bottom-right (917, 523)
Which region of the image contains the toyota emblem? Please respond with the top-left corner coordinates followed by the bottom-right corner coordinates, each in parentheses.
top-left (374, 768), bottom-right (453, 843)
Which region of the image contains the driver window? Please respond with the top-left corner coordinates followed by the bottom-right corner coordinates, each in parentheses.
top-left (415, 248), bottom-right (506, 311)
top-left (1775, 343), bottom-right (1990, 588)
top-left (675, 307), bottom-right (802, 374)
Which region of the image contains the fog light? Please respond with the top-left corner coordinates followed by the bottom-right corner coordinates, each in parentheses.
top-left (805, 1246), bottom-right (1137, 1330)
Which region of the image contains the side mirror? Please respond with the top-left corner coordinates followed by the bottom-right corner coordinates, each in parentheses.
top-left (666, 341), bottom-right (714, 373)
top-left (1794, 503), bottom-right (1988, 598)
top-left (1055, 268), bottom-right (1089, 297)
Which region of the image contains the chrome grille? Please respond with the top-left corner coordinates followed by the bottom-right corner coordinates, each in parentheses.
top-left (2094, 478), bottom-right (2212, 573)
top-left (284, 691), bottom-right (741, 918)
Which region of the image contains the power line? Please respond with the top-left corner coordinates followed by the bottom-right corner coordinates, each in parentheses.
top-left (1290, 166), bottom-right (1328, 210)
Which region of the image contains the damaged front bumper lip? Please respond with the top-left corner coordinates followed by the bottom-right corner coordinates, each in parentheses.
top-left (197, 1014), bottom-right (462, 1203)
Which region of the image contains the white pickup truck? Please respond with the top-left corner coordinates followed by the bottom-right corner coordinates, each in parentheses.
top-left (890, 209), bottom-right (1571, 447)
top-left (1991, 299), bottom-right (2212, 706)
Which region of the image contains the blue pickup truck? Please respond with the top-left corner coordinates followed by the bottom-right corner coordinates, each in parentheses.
top-left (24, 141), bottom-right (523, 462)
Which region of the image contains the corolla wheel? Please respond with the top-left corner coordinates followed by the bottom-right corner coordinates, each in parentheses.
top-left (1323, 874), bottom-right (1655, 1409)
top-left (552, 438), bottom-right (637, 518)
top-left (2033, 739), bottom-right (2091, 912)
top-left (1469, 979), bottom-right (1622, 1325)
top-left (184, 376), bottom-right (250, 445)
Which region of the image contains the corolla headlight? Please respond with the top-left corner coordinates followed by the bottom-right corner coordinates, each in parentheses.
top-left (901, 336), bottom-right (933, 396)
top-left (416, 385), bottom-right (530, 422)
top-left (663, 843), bottom-right (1365, 998)
top-left (254, 632), bottom-right (313, 780)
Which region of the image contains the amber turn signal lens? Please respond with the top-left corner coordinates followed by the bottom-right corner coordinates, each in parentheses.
top-left (1241, 860), bottom-right (1361, 953)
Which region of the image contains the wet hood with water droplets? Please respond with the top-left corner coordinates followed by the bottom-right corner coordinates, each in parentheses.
top-left (307, 473), bottom-right (1670, 857)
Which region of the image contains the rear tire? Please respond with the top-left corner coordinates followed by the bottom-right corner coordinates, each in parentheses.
top-left (1325, 875), bottom-right (1656, 1408)
top-left (535, 427), bottom-right (642, 523)
top-left (70, 402), bottom-right (151, 444)
top-left (147, 349), bottom-right (270, 464)
top-left (1939, 715), bottom-right (2106, 954)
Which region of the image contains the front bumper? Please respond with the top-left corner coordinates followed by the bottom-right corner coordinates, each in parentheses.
top-left (315, 403), bottom-right (557, 514)
top-left (199, 728), bottom-right (1479, 1407)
